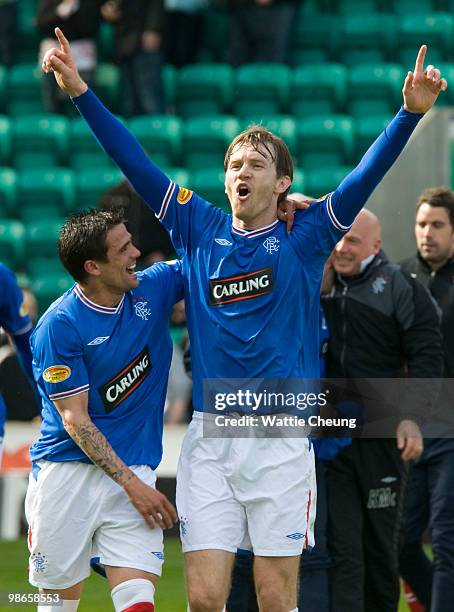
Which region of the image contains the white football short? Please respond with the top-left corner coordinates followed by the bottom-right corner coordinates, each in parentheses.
top-left (25, 461), bottom-right (164, 589)
top-left (176, 412), bottom-right (317, 557)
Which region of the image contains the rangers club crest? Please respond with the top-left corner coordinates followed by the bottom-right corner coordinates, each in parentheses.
top-left (263, 237), bottom-right (280, 254)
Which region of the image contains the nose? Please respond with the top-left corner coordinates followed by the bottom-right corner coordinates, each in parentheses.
top-left (132, 244), bottom-right (141, 259)
top-left (336, 238), bottom-right (347, 254)
top-left (237, 162), bottom-right (251, 178)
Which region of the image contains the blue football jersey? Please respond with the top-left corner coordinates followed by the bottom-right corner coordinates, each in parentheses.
top-left (30, 261), bottom-right (183, 468)
top-left (0, 263), bottom-right (32, 439)
top-left (73, 90), bottom-right (422, 412)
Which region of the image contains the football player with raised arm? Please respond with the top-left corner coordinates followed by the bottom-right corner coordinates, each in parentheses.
top-left (43, 30), bottom-right (447, 612)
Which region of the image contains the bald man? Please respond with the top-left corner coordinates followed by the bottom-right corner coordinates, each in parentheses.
top-left (321, 210), bottom-right (443, 612)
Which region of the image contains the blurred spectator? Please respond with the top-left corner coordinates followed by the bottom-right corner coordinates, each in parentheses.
top-left (0, 0), bottom-right (18, 67)
top-left (399, 186), bottom-right (454, 612)
top-left (98, 179), bottom-right (174, 267)
top-left (164, 0), bottom-right (207, 68)
top-left (226, 0), bottom-right (298, 66)
top-left (37, 0), bottom-right (103, 114)
top-left (101, 0), bottom-right (165, 116)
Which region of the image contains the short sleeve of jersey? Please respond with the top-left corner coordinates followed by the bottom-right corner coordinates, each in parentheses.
top-left (32, 314), bottom-right (89, 402)
top-left (0, 264), bottom-right (32, 336)
top-left (288, 194), bottom-right (347, 261)
top-left (140, 259), bottom-right (185, 307)
top-left (156, 186), bottom-right (227, 258)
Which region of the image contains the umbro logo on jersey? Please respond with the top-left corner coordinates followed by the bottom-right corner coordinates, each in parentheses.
top-left (87, 336), bottom-right (110, 346)
top-left (380, 476), bottom-right (397, 484)
top-left (208, 267), bottom-right (274, 306)
top-left (99, 346), bottom-right (151, 412)
top-left (286, 532), bottom-right (305, 540)
top-left (215, 238), bottom-right (233, 246)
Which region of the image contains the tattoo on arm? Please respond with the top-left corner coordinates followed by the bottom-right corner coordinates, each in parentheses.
top-left (64, 418), bottom-right (132, 485)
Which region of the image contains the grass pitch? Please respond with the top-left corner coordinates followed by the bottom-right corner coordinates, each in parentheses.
top-left (0, 537), bottom-right (411, 611)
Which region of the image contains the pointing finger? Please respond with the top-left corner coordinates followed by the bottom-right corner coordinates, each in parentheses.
top-left (55, 27), bottom-right (71, 53)
top-left (414, 44), bottom-right (427, 74)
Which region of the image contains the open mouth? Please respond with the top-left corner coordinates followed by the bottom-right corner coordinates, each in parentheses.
top-left (237, 184), bottom-right (250, 200)
top-left (126, 264), bottom-right (136, 276)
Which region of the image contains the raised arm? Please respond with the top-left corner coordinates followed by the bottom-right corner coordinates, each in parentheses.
top-left (42, 28), bottom-right (171, 215)
top-left (328, 45), bottom-right (447, 232)
top-left (54, 391), bottom-right (177, 530)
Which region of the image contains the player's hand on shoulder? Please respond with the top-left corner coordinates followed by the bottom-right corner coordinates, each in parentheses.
top-left (277, 193), bottom-right (315, 234)
top-left (123, 474), bottom-right (178, 529)
top-left (402, 45), bottom-right (447, 113)
top-left (41, 27), bottom-right (88, 98)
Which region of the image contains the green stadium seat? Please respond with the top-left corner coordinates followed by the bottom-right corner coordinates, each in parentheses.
top-left (163, 64), bottom-right (176, 110)
top-left (234, 64), bottom-right (290, 117)
top-left (7, 63), bottom-right (45, 116)
top-left (97, 22), bottom-right (115, 62)
top-left (18, 0), bottom-right (41, 63)
top-left (289, 49), bottom-right (329, 67)
top-left (0, 116), bottom-right (11, 165)
top-left (18, 169), bottom-right (75, 222)
top-left (398, 14), bottom-right (453, 67)
top-left (200, 5), bottom-right (230, 62)
top-left (0, 219), bottom-right (25, 268)
top-left (340, 14), bottom-right (397, 66)
top-left (355, 115), bottom-right (393, 160)
top-left (76, 168), bottom-right (123, 211)
top-left (290, 64), bottom-right (347, 118)
top-left (347, 64), bottom-right (404, 118)
top-left (392, 0), bottom-right (437, 15)
top-left (25, 219), bottom-right (64, 260)
top-left (163, 167), bottom-right (190, 186)
top-left (176, 64), bottom-right (234, 118)
top-left (0, 66), bottom-right (6, 113)
top-left (335, 0), bottom-right (380, 14)
top-left (11, 115), bottom-right (69, 170)
top-left (291, 169), bottom-right (307, 195)
top-left (182, 115), bottom-right (240, 171)
top-left (128, 115), bottom-right (182, 167)
top-left (291, 14), bottom-right (341, 57)
top-left (32, 273), bottom-right (74, 314)
top-left (93, 63), bottom-right (121, 113)
top-left (296, 116), bottom-right (355, 170)
top-left (191, 169), bottom-right (229, 211)
top-left (305, 166), bottom-right (355, 198)
top-left (0, 167), bottom-right (17, 217)
top-left (69, 117), bottom-right (115, 171)
top-left (27, 257), bottom-right (66, 279)
top-left (240, 115), bottom-right (297, 155)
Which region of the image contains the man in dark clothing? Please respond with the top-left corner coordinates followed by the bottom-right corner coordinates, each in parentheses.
top-left (37, 0), bottom-right (103, 113)
top-left (321, 209), bottom-right (443, 612)
top-left (399, 186), bottom-right (454, 612)
top-left (101, 0), bottom-right (165, 115)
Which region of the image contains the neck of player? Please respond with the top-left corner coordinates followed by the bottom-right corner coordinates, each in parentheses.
top-left (78, 282), bottom-right (125, 308)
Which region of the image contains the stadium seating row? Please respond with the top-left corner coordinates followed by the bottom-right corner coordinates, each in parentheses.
top-left (0, 112), bottom-right (401, 173)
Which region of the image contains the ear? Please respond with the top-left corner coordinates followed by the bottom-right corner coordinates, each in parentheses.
top-left (373, 238), bottom-right (382, 254)
top-left (84, 260), bottom-right (101, 277)
top-left (275, 175), bottom-right (292, 195)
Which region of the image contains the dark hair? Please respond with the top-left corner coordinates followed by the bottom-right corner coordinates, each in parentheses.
top-left (416, 186), bottom-right (454, 229)
top-left (59, 208), bottom-right (126, 283)
top-left (224, 125), bottom-right (293, 203)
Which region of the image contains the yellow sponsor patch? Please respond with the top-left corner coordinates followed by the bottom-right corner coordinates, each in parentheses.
top-left (43, 365), bottom-right (71, 384)
top-left (177, 187), bottom-right (193, 205)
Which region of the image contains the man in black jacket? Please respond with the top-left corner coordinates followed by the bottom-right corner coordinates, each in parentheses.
top-left (399, 186), bottom-right (454, 612)
top-left (321, 209), bottom-right (443, 612)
